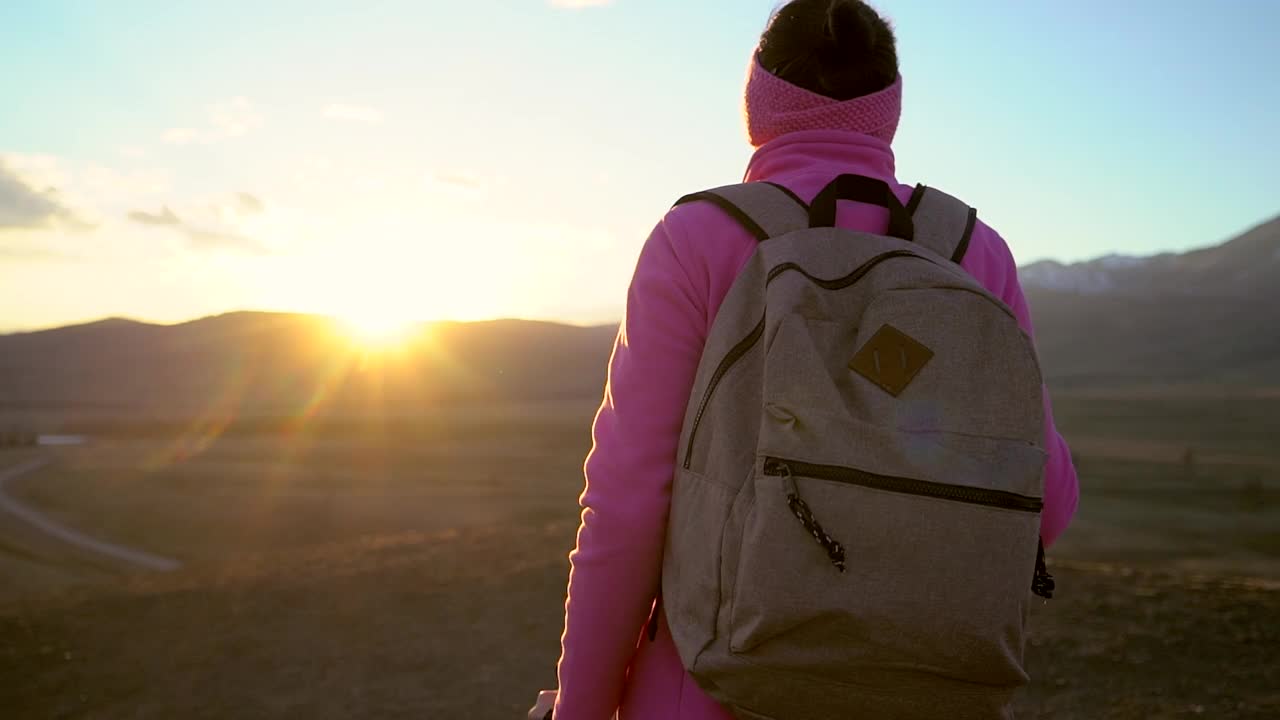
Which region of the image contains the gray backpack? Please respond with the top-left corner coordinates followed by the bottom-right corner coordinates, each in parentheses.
top-left (659, 175), bottom-right (1054, 720)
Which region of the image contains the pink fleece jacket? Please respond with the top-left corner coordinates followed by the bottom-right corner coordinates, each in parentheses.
top-left (552, 64), bottom-right (1079, 720)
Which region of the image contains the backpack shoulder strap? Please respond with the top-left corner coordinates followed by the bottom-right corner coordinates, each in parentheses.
top-left (909, 185), bottom-right (978, 264)
top-left (674, 182), bottom-right (810, 242)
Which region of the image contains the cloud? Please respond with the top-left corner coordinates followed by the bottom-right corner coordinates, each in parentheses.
top-left (235, 192), bottom-right (264, 215)
top-left (424, 170), bottom-right (489, 203)
top-left (0, 159), bottom-right (89, 231)
top-left (432, 172), bottom-right (484, 190)
top-left (128, 206), bottom-right (181, 226)
top-left (184, 227), bottom-right (267, 254)
top-left (163, 97), bottom-right (263, 145)
top-left (200, 193), bottom-right (264, 224)
top-left (128, 201), bottom-right (268, 254)
top-left (322, 104), bottom-right (385, 124)
top-left (549, 0), bottom-right (613, 7)
top-left (0, 243), bottom-right (63, 260)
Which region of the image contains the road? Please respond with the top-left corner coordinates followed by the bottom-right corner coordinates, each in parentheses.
top-left (0, 458), bottom-right (182, 572)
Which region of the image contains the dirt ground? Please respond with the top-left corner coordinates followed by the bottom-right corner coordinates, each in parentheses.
top-left (1, 393), bottom-right (1277, 719)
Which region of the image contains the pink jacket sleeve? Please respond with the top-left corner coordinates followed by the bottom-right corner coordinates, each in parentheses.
top-left (961, 225), bottom-right (1080, 547)
top-left (553, 216), bottom-right (710, 720)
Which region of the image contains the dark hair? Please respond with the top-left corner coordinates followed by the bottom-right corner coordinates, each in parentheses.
top-left (757, 0), bottom-right (898, 101)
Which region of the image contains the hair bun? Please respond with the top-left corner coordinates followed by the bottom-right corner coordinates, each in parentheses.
top-left (825, 0), bottom-right (877, 57)
top-left (756, 0), bottom-right (899, 101)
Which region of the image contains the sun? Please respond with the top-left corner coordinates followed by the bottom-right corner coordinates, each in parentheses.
top-left (335, 308), bottom-right (420, 350)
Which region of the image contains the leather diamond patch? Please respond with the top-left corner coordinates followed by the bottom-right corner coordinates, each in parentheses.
top-left (850, 324), bottom-right (934, 397)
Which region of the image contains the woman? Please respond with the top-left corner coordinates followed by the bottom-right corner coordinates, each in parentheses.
top-left (533, 1), bottom-right (1079, 718)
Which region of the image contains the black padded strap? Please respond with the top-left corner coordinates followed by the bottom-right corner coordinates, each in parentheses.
top-left (909, 186), bottom-right (977, 264)
top-left (675, 182), bottom-right (810, 242)
top-left (762, 181), bottom-right (809, 209)
top-left (906, 183), bottom-right (927, 215)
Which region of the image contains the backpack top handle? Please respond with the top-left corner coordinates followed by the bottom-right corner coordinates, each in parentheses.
top-left (808, 174), bottom-right (915, 242)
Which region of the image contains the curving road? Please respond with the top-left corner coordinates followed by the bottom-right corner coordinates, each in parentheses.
top-left (0, 458), bottom-right (182, 572)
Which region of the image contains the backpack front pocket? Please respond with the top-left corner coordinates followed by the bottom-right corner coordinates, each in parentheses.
top-left (727, 442), bottom-right (1045, 688)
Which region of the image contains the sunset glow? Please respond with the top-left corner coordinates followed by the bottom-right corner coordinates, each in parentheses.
top-left (1, 1), bottom-right (1276, 335)
top-left (336, 309), bottom-right (420, 350)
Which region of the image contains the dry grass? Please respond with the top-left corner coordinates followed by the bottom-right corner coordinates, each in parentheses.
top-left (1, 392), bottom-right (1278, 719)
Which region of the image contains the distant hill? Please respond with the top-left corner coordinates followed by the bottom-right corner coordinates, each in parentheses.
top-left (1021, 215), bottom-right (1280, 299)
top-left (0, 314), bottom-right (617, 426)
top-left (1022, 215), bottom-right (1280, 388)
top-left (2, 215), bottom-right (1276, 428)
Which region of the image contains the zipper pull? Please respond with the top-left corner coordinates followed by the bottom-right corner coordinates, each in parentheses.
top-left (1032, 539), bottom-right (1055, 600)
top-left (776, 462), bottom-right (847, 573)
top-left (776, 460), bottom-right (800, 496)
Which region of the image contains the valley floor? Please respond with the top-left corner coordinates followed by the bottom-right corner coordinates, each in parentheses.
top-left (1, 392), bottom-right (1277, 719)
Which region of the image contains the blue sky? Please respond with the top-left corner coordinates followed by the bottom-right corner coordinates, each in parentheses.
top-left (1, 0), bottom-right (1276, 331)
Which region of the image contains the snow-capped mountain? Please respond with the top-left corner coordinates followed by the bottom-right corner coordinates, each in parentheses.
top-left (1020, 215), bottom-right (1280, 299)
top-left (1021, 215), bottom-right (1280, 387)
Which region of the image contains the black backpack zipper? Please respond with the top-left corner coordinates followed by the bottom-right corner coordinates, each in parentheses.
top-left (763, 457), bottom-right (1044, 513)
top-left (763, 457), bottom-right (1054, 598)
top-left (682, 316), bottom-right (765, 470)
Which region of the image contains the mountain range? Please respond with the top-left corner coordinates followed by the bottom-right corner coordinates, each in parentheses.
top-left (1020, 215), bottom-right (1280, 299)
top-left (1, 215), bottom-right (1276, 428)
top-left (0, 315), bottom-right (617, 426)
top-left (1021, 215), bottom-right (1279, 388)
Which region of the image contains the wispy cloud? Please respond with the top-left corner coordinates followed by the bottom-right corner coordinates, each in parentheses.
top-left (549, 0), bottom-right (613, 7)
top-left (235, 192), bottom-right (264, 215)
top-left (163, 97), bottom-right (263, 145)
top-left (0, 243), bottom-right (64, 260)
top-left (0, 158), bottom-right (90, 231)
top-left (183, 226), bottom-right (265, 254)
top-left (128, 199), bottom-right (268, 254)
top-left (128, 206), bottom-right (181, 226)
top-left (322, 104), bottom-right (385, 124)
top-left (424, 170), bottom-right (490, 202)
top-left (432, 171), bottom-right (484, 190)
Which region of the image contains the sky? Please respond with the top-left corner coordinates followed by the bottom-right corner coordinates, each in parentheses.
top-left (1, 0), bottom-right (1277, 332)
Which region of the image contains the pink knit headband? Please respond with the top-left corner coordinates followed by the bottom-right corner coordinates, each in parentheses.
top-left (744, 55), bottom-right (903, 148)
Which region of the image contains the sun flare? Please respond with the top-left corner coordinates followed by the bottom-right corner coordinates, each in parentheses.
top-left (335, 309), bottom-right (419, 350)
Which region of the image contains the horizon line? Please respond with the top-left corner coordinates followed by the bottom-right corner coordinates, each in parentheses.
top-left (0, 310), bottom-right (622, 337)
